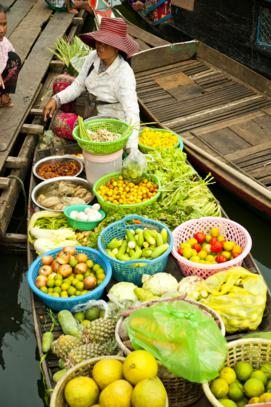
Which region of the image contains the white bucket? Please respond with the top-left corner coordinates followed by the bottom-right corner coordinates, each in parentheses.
top-left (83, 149), bottom-right (123, 185)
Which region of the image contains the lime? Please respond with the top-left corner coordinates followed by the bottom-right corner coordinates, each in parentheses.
top-left (81, 320), bottom-right (91, 328)
top-left (235, 362), bottom-right (253, 382)
top-left (261, 362), bottom-right (271, 379)
top-left (74, 311), bottom-right (85, 323)
top-left (85, 307), bottom-right (101, 321)
top-left (236, 398), bottom-right (248, 407)
top-left (220, 367), bottom-right (237, 384)
top-left (228, 381), bottom-right (244, 402)
top-left (244, 378), bottom-right (265, 398)
top-left (259, 392), bottom-right (271, 402)
top-left (251, 369), bottom-right (267, 385)
top-left (210, 378), bottom-right (229, 399)
top-left (219, 399), bottom-right (237, 407)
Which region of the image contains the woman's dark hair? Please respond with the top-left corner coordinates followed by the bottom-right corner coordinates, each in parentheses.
top-left (0, 4), bottom-right (7, 13)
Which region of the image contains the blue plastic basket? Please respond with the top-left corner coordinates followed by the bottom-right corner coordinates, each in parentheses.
top-left (27, 247), bottom-right (112, 311)
top-left (97, 215), bottom-right (173, 285)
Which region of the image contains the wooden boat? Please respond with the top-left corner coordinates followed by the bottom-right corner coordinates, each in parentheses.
top-left (131, 40), bottom-right (271, 217)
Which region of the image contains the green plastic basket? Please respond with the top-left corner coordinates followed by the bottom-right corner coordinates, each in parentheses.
top-left (93, 171), bottom-right (160, 211)
top-left (73, 118), bottom-right (132, 155)
top-left (64, 204), bottom-right (106, 231)
top-left (138, 127), bottom-right (183, 153)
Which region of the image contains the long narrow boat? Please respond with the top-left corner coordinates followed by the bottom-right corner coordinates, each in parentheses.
top-left (131, 41), bottom-right (271, 217)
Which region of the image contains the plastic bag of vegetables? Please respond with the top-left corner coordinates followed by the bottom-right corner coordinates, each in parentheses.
top-left (187, 267), bottom-right (267, 333)
top-left (121, 148), bottom-right (147, 183)
top-left (127, 300), bottom-right (227, 383)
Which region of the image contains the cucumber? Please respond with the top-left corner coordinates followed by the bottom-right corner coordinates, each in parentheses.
top-left (57, 310), bottom-right (81, 337)
top-left (53, 369), bottom-right (68, 383)
top-left (42, 331), bottom-right (54, 353)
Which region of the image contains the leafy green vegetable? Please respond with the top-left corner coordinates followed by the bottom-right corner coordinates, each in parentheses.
top-left (49, 36), bottom-right (89, 74)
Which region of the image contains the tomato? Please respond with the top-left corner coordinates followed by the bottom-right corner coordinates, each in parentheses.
top-left (194, 231), bottom-right (206, 244)
top-left (192, 243), bottom-right (202, 253)
top-left (209, 237), bottom-right (218, 246)
top-left (177, 247), bottom-right (184, 255)
top-left (211, 241), bottom-right (224, 253)
top-left (215, 255), bottom-right (227, 263)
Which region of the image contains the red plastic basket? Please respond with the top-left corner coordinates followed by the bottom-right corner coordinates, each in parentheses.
top-left (172, 217), bottom-right (252, 279)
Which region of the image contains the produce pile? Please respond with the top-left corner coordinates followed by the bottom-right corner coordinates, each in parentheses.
top-left (139, 127), bottom-right (179, 150)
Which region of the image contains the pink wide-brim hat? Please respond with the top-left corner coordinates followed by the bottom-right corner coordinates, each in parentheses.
top-left (80, 17), bottom-right (139, 58)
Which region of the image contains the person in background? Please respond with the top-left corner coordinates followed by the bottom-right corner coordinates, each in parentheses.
top-left (45, 0), bottom-right (91, 14)
top-left (130, 0), bottom-right (172, 25)
top-left (0, 4), bottom-right (21, 107)
top-left (43, 17), bottom-right (140, 151)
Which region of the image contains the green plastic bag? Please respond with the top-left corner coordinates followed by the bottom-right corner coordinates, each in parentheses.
top-left (127, 300), bottom-right (227, 383)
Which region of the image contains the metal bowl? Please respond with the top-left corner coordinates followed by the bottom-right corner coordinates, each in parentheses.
top-left (32, 155), bottom-right (84, 181)
top-left (31, 176), bottom-right (94, 212)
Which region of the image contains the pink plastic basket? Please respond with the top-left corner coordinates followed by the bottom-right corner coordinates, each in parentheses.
top-left (172, 217), bottom-right (252, 279)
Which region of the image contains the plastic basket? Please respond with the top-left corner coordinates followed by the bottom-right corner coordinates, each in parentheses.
top-left (72, 118), bottom-right (132, 155)
top-left (64, 204), bottom-right (106, 231)
top-left (203, 338), bottom-right (271, 407)
top-left (172, 217), bottom-right (252, 279)
top-left (50, 355), bottom-right (169, 407)
top-left (98, 215), bottom-right (173, 285)
top-left (139, 127), bottom-right (184, 153)
top-left (93, 171), bottom-right (160, 211)
top-left (27, 246), bottom-right (112, 311)
top-left (115, 297), bottom-right (225, 407)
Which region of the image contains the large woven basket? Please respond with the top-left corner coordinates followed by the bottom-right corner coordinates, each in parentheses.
top-left (73, 118), bottom-right (132, 154)
top-left (172, 216), bottom-right (252, 279)
top-left (203, 338), bottom-right (271, 407)
top-left (115, 296), bottom-right (225, 407)
top-left (50, 355), bottom-right (169, 407)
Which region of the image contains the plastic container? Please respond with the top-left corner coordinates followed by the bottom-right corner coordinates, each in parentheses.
top-left (64, 204), bottom-right (106, 231)
top-left (98, 214), bottom-right (173, 285)
top-left (93, 171), bottom-right (160, 211)
top-left (27, 246), bottom-right (112, 311)
top-left (172, 217), bottom-right (252, 279)
top-left (83, 149), bottom-right (123, 186)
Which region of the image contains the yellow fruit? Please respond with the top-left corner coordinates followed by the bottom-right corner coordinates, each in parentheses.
top-left (131, 377), bottom-right (167, 407)
top-left (219, 399), bottom-right (237, 407)
top-left (251, 369), bottom-right (267, 385)
top-left (220, 367), bottom-right (237, 384)
top-left (122, 350), bottom-right (158, 385)
top-left (64, 376), bottom-right (99, 407)
top-left (244, 378), bottom-right (265, 398)
top-left (259, 392), bottom-right (271, 402)
top-left (99, 379), bottom-right (133, 407)
top-left (92, 359), bottom-right (123, 390)
top-left (210, 378), bottom-right (229, 399)
top-left (235, 362), bottom-right (253, 382)
top-left (248, 396), bottom-right (260, 404)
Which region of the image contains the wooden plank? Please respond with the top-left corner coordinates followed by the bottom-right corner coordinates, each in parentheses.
top-left (127, 23), bottom-right (168, 48)
top-left (201, 128), bottom-right (251, 155)
top-left (9, 0), bottom-right (52, 63)
top-left (136, 38), bottom-right (150, 51)
top-left (7, 0), bottom-right (36, 37)
top-left (30, 108), bottom-right (43, 116)
top-left (0, 11), bottom-right (73, 172)
top-left (5, 156), bottom-right (28, 169)
top-left (1, 0), bottom-right (15, 9)
top-left (21, 124), bottom-right (44, 135)
top-left (0, 177), bottom-right (10, 189)
top-left (171, 0), bottom-right (195, 11)
top-left (225, 142), bottom-right (271, 161)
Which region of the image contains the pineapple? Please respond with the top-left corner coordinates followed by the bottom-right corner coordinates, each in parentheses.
top-left (81, 317), bottom-right (117, 344)
top-left (51, 335), bottom-right (82, 360)
top-left (65, 339), bottom-right (119, 368)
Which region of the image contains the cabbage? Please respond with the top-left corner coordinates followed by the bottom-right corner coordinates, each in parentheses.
top-left (34, 238), bottom-right (79, 255)
top-left (107, 282), bottom-right (138, 306)
top-left (142, 273), bottom-right (178, 296)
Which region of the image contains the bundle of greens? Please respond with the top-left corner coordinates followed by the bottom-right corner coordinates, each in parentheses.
top-left (49, 36), bottom-right (89, 74)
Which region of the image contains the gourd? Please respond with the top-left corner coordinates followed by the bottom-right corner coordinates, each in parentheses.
top-left (57, 310), bottom-right (81, 337)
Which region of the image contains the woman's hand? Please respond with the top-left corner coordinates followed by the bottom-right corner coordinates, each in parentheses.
top-left (43, 98), bottom-right (57, 121)
top-left (0, 75), bottom-right (5, 89)
top-left (132, 1), bottom-right (145, 11)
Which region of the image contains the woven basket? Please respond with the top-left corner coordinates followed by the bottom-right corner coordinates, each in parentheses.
top-left (50, 355), bottom-right (169, 407)
top-left (138, 127), bottom-right (183, 153)
top-left (93, 172), bottom-right (160, 212)
top-left (73, 118), bottom-right (132, 155)
top-left (172, 217), bottom-right (252, 279)
top-left (203, 338), bottom-right (271, 407)
top-left (115, 296), bottom-right (225, 407)
top-left (97, 214), bottom-right (173, 285)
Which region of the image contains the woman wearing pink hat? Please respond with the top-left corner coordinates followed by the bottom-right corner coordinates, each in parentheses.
top-left (43, 17), bottom-right (140, 150)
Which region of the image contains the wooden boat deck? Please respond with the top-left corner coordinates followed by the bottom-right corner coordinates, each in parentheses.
top-left (132, 41), bottom-right (271, 216)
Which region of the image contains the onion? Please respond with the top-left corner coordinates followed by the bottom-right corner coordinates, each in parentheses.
top-left (38, 265), bottom-right (53, 277)
top-left (63, 246), bottom-right (77, 256)
top-left (41, 255), bottom-right (54, 265)
top-left (74, 262), bottom-right (88, 274)
top-left (76, 253), bottom-right (88, 263)
top-left (56, 252), bottom-right (70, 265)
top-left (84, 276), bottom-right (97, 290)
top-left (58, 264), bottom-right (73, 278)
top-left (51, 260), bottom-right (60, 272)
top-left (36, 275), bottom-right (48, 288)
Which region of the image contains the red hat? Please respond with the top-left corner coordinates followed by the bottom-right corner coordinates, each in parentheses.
top-left (80, 17), bottom-right (139, 58)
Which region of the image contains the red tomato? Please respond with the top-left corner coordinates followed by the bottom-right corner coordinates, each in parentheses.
top-left (215, 255), bottom-right (227, 263)
top-left (211, 241), bottom-right (223, 253)
top-left (177, 247), bottom-right (184, 255)
top-left (192, 243), bottom-right (202, 253)
top-left (194, 231), bottom-right (206, 244)
top-left (209, 237), bottom-right (218, 246)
